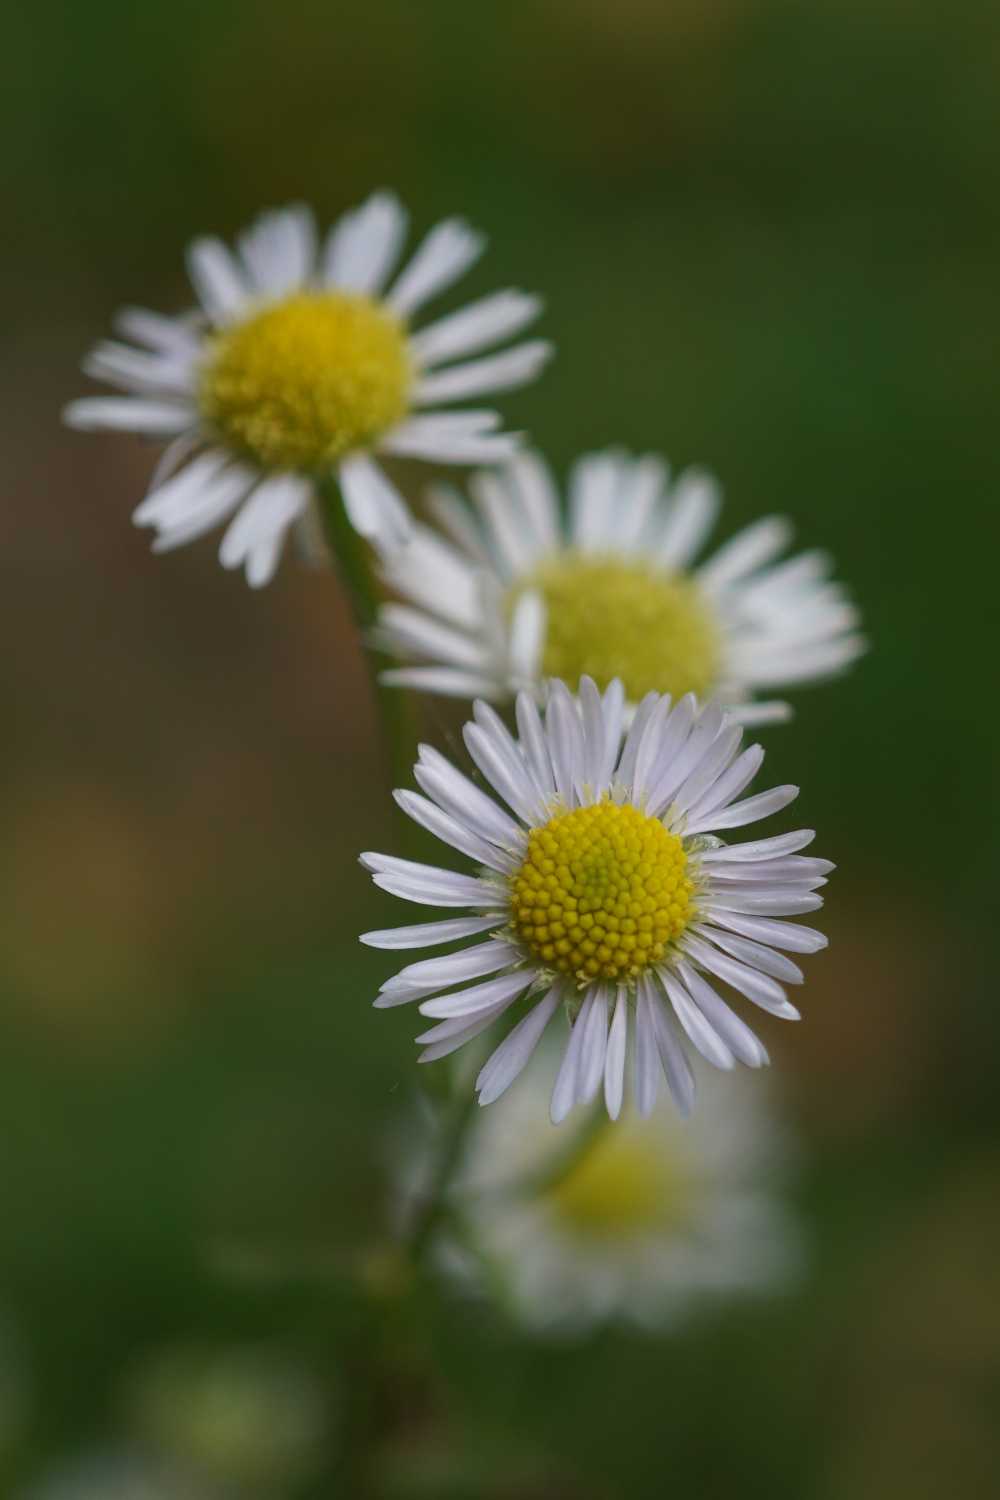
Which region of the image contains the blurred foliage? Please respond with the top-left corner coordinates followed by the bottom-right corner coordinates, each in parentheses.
top-left (2, 0), bottom-right (999, 1495)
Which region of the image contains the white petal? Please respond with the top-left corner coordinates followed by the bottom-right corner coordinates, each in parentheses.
top-left (685, 783), bottom-right (799, 835)
top-left (685, 939), bottom-right (800, 1019)
top-left (550, 990), bottom-right (596, 1124)
top-left (424, 482), bottom-right (493, 562)
top-left (186, 237), bottom-right (250, 324)
top-left (410, 290), bottom-right (542, 367)
top-left (659, 969), bottom-right (735, 1071)
top-left (414, 744), bottom-right (524, 848)
top-left (412, 341), bottom-right (551, 405)
top-left (417, 1004), bottom-right (512, 1062)
top-left (652, 701), bottom-right (726, 818)
top-left (615, 691), bottom-right (660, 790)
top-left (418, 968), bottom-right (534, 1019)
top-left (671, 722), bottom-right (742, 817)
top-left (393, 789), bottom-right (519, 874)
top-left (699, 830), bottom-right (816, 863)
top-left (579, 676), bottom-right (609, 793)
top-left (218, 473), bottom-right (310, 582)
top-left (379, 523), bottom-right (482, 628)
top-left (114, 306), bottom-right (201, 355)
top-left (638, 690), bottom-right (692, 810)
top-left (693, 924), bottom-right (804, 985)
top-left (380, 418), bottom-right (520, 465)
top-left (148, 465), bottom-right (257, 553)
top-left (634, 980), bottom-right (661, 1117)
top-left (684, 744), bottom-right (764, 825)
top-left (515, 692), bottom-right (556, 799)
top-left (380, 666), bottom-right (503, 699)
top-left (338, 454), bottom-right (413, 554)
top-left (83, 340), bottom-right (195, 396)
top-left (469, 468), bottom-right (541, 577)
top-left (656, 467), bottom-right (720, 568)
top-left (545, 681), bottom-right (585, 806)
top-left (387, 218), bottom-right (485, 317)
top-left (579, 984), bottom-right (610, 1105)
top-left (464, 721), bottom-right (542, 825)
top-left (323, 191), bottom-right (408, 294)
top-left (360, 915), bottom-right (499, 950)
top-left (704, 889), bottom-right (823, 917)
top-left (509, 590), bottom-right (545, 685)
top-left (698, 516), bottom-right (792, 594)
top-left (362, 850), bottom-right (501, 908)
top-left (568, 451), bottom-right (621, 550)
top-left (133, 449), bottom-right (230, 527)
top-left (603, 987), bottom-right (628, 1120)
top-left (506, 450), bottom-right (561, 553)
top-left (674, 960), bottom-right (769, 1068)
top-left (705, 855), bottom-right (832, 885)
top-left (729, 700), bottom-right (793, 727)
top-left (476, 983), bottom-right (563, 1106)
top-left (417, 993), bottom-right (519, 1045)
top-left (646, 974), bottom-right (695, 1115)
top-left (697, 909), bottom-right (828, 955)
top-left (64, 398), bottom-right (195, 435)
top-left (378, 939), bottom-right (521, 1004)
top-left (616, 455), bottom-right (668, 550)
top-left (377, 603), bottom-right (489, 670)
top-left (238, 204), bottom-right (317, 296)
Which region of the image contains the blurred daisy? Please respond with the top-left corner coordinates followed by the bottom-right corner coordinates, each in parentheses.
top-left (131, 1344), bottom-right (328, 1491)
top-left (64, 195), bottom-right (551, 585)
top-left (443, 1047), bottom-right (800, 1333)
top-left (361, 678), bottom-right (830, 1122)
top-left (377, 448), bottom-right (865, 723)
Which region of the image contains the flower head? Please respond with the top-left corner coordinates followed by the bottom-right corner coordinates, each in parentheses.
top-left (65, 196), bottom-right (551, 585)
top-left (438, 1048), bottom-right (800, 1333)
top-left (361, 679), bottom-right (831, 1122)
top-left (377, 449), bottom-right (865, 723)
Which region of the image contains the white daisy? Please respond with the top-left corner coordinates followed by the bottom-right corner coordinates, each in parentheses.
top-left (64, 194), bottom-right (551, 585)
top-left (440, 1045), bottom-right (800, 1333)
top-left (360, 678), bottom-right (831, 1122)
top-left (377, 448), bottom-right (865, 724)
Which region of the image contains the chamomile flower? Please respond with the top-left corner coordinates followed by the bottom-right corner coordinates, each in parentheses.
top-left (377, 448), bottom-right (865, 724)
top-left (442, 1046), bottom-right (800, 1333)
top-left (64, 195), bottom-right (551, 585)
top-left (360, 678), bottom-right (831, 1122)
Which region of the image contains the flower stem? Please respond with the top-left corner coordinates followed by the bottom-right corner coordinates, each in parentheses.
top-left (403, 1085), bottom-right (479, 1266)
top-left (317, 477), bottom-right (416, 791)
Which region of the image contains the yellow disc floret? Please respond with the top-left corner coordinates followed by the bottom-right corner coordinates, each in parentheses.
top-left (199, 292), bottom-right (411, 472)
top-left (509, 800), bottom-right (693, 984)
top-left (510, 553), bottom-right (720, 702)
top-left (548, 1127), bottom-right (688, 1238)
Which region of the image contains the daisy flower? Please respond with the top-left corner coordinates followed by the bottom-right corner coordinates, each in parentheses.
top-left (437, 1047), bottom-right (800, 1333)
top-left (377, 448), bottom-right (865, 724)
top-left (360, 678), bottom-right (831, 1122)
top-left (64, 194), bottom-right (551, 585)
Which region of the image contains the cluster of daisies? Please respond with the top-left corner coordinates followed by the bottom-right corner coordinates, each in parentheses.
top-left (68, 192), bottom-right (863, 1325)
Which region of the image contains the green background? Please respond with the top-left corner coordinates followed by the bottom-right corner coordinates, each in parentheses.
top-left (2, 1), bottom-right (998, 1494)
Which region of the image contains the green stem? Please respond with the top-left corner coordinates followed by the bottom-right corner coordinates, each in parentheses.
top-left (403, 1085), bottom-right (479, 1266)
top-left (317, 476), bottom-right (417, 791)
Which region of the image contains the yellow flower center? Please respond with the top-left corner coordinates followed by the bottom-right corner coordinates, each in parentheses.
top-left (509, 800), bottom-right (693, 983)
top-left (199, 292), bottom-right (411, 472)
top-left (548, 1127), bottom-right (689, 1238)
top-left (511, 553), bottom-right (720, 702)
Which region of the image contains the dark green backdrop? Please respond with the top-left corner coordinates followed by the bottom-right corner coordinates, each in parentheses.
top-left (2, 2), bottom-right (997, 1495)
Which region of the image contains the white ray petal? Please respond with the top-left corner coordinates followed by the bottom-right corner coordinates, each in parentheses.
top-left (476, 983), bottom-right (563, 1106)
top-left (410, 290), bottom-right (542, 367)
top-left (387, 218), bottom-right (485, 317)
top-left (412, 341), bottom-right (551, 404)
top-left (360, 915), bottom-right (500, 950)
